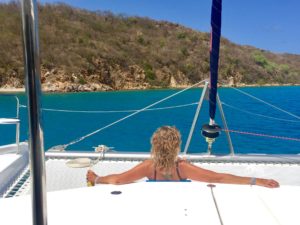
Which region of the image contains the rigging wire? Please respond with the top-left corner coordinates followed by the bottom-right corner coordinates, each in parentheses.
top-left (59, 79), bottom-right (207, 149)
top-left (221, 101), bottom-right (300, 123)
top-left (19, 99), bottom-right (300, 125)
top-left (229, 86), bottom-right (300, 120)
top-left (18, 88), bottom-right (299, 125)
top-left (222, 129), bottom-right (300, 142)
top-left (19, 102), bottom-right (198, 113)
top-left (16, 80), bottom-right (299, 148)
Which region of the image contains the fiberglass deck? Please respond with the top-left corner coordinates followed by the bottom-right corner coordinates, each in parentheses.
top-left (0, 182), bottom-right (299, 225)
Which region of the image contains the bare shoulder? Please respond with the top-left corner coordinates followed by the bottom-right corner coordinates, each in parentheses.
top-left (136, 159), bottom-right (154, 171)
top-left (177, 158), bottom-right (195, 178)
top-left (177, 159), bottom-right (221, 182)
top-left (177, 158), bottom-right (193, 167)
top-left (137, 159), bottom-right (154, 178)
top-left (143, 159), bottom-right (154, 165)
top-left (178, 158), bottom-right (212, 172)
top-left (140, 159), bottom-right (154, 168)
top-left (130, 159), bottom-right (152, 170)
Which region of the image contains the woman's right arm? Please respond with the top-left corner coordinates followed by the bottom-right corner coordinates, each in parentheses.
top-left (180, 161), bottom-right (279, 188)
top-left (87, 160), bottom-right (152, 185)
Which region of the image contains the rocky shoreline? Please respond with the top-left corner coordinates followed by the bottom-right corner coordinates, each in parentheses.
top-left (0, 83), bottom-right (299, 93)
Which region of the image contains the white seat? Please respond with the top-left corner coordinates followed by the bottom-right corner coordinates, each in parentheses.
top-left (0, 118), bottom-right (20, 124)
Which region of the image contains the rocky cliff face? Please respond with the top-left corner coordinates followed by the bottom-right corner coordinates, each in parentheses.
top-left (1, 61), bottom-right (192, 92)
top-left (39, 59), bottom-right (191, 92)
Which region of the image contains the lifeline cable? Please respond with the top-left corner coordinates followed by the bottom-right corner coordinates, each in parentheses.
top-left (19, 99), bottom-right (300, 124)
top-left (19, 102), bottom-right (198, 113)
top-left (60, 79), bottom-right (206, 149)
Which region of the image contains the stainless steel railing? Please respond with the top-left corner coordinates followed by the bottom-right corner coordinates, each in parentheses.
top-left (20, 0), bottom-right (48, 225)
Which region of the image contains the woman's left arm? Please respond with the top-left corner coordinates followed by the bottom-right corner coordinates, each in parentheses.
top-left (87, 160), bottom-right (151, 185)
top-left (180, 161), bottom-right (279, 188)
top-left (213, 173), bottom-right (280, 188)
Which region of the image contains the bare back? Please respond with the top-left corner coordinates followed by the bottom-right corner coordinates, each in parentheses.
top-left (147, 159), bottom-right (187, 181)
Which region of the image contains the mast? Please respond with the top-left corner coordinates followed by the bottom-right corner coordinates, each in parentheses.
top-left (200, 0), bottom-right (223, 154)
top-left (20, 1), bottom-right (48, 225)
top-left (209, 0), bottom-right (222, 123)
top-left (185, 0), bottom-right (234, 155)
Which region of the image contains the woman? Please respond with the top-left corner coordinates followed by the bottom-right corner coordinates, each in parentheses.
top-left (87, 126), bottom-right (279, 188)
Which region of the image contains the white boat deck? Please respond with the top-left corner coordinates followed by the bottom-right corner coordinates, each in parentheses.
top-left (8, 156), bottom-right (300, 197)
top-left (0, 182), bottom-right (299, 225)
top-left (0, 143), bottom-right (28, 197)
top-left (0, 154), bottom-right (21, 172)
top-left (49, 158), bottom-right (300, 189)
top-left (1, 145), bottom-right (300, 224)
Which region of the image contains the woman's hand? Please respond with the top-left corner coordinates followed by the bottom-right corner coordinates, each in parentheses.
top-left (86, 170), bottom-right (98, 185)
top-left (256, 178), bottom-right (280, 188)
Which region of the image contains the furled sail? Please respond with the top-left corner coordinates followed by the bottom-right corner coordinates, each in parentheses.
top-left (209, 0), bottom-right (222, 121)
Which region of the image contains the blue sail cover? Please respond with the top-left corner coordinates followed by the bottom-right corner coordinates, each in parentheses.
top-left (209, 0), bottom-right (222, 120)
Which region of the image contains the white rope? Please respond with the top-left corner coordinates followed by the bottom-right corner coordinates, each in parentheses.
top-left (19, 102), bottom-right (198, 113)
top-left (253, 189), bottom-right (282, 225)
top-left (222, 101), bottom-right (300, 123)
top-left (230, 87), bottom-right (300, 120)
top-left (62, 79), bottom-right (206, 149)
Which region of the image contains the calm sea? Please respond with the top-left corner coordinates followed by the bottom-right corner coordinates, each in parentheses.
top-left (1, 86), bottom-right (299, 154)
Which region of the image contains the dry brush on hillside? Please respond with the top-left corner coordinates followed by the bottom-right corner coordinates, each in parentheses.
top-left (0, 2), bottom-right (299, 91)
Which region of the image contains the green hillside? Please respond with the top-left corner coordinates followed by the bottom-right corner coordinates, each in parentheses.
top-left (0, 2), bottom-right (299, 91)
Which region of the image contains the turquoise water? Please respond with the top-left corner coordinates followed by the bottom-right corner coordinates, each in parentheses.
top-left (1, 86), bottom-right (300, 154)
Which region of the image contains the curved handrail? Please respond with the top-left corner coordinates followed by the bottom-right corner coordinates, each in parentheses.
top-left (0, 95), bottom-right (20, 153)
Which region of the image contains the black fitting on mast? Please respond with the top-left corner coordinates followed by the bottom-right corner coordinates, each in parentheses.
top-left (201, 124), bottom-right (221, 139)
top-left (201, 123), bottom-right (221, 154)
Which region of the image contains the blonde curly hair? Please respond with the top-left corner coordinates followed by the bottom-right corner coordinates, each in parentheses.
top-left (151, 126), bottom-right (181, 172)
